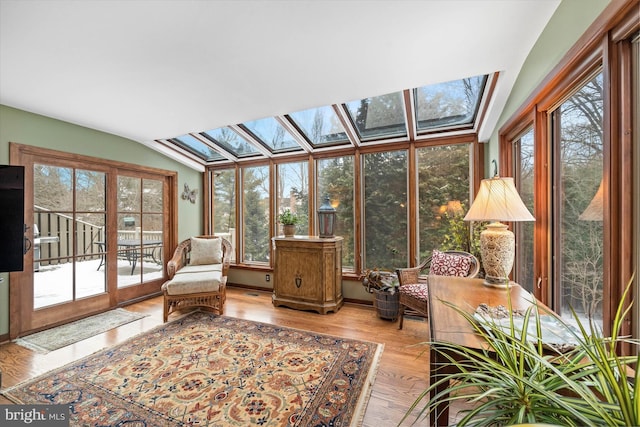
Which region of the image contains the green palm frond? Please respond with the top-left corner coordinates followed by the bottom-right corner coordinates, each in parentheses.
top-left (400, 276), bottom-right (639, 427)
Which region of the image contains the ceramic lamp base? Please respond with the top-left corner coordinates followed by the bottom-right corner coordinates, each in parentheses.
top-left (480, 221), bottom-right (515, 286)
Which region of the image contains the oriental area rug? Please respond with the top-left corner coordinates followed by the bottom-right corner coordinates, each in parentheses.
top-left (2, 311), bottom-right (383, 426)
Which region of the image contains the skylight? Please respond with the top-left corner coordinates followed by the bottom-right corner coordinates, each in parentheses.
top-left (158, 73), bottom-right (493, 166)
top-left (169, 134), bottom-right (225, 162)
top-left (343, 91), bottom-right (407, 141)
top-left (414, 74), bottom-right (487, 132)
top-left (240, 117), bottom-right (302, 154)
top-left (202, 127), bottom-right (261, 159)
top-left (287, 106), bottom-right (350, 147)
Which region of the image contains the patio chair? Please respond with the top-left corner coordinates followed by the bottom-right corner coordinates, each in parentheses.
top-left (396, 249), bottom-right (480, 330)
top-left (162, 236), bottom-right (232, 322)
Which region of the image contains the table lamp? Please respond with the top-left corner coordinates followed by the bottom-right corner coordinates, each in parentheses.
top-left (464, 176), bottom-right (534, 287)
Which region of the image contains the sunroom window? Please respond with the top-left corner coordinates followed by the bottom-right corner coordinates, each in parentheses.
top-left (276, 161), bottom-right (309, 236)
top-left (169, 134), bottom-right (226, 162)
top-left (240, 117), bottom-right (303, 154)
top-left (202, 127), bottom-right (262, 158)
top-left (287, 106), bottom-right (350, 147)
top-left (344, 91), bottom-right (407, 141)
top-left (414, 75), bottom-right (487, 133)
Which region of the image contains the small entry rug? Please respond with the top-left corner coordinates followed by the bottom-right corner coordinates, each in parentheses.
top-left (2, 311), bottom-right (383, 426)
top-left (14, 308), bottom-right (148, 353)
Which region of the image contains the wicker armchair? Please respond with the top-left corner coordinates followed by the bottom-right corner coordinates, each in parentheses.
top-left (396, 250), bottom-right (480, 330)
top-left (162, 236), bottom-right (232, 322)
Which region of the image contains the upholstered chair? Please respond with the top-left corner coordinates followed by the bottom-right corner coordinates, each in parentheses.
top-left (396, 250), bottom-right (480, 330)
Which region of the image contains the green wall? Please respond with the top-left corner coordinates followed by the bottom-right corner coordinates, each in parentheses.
top-left (487, 0), bottom-right (610, 171)
top-left (0, 105), bottom-right (202, 336)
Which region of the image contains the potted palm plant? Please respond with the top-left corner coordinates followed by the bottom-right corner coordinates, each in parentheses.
top-left (401, 279), bottom-right (639, 426)
top-left (279, 209), bottom-right (299, 237)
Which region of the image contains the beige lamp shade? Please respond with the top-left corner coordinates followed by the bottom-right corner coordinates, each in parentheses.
top-left (464, 176), bottom-right (534, 287)
top-left (464, 177), bottom-right (535, 223)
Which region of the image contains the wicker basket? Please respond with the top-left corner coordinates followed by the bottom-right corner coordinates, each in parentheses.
top-left (373, 289), bottom-right (399, 321)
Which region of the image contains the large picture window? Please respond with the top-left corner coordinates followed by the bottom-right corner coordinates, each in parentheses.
top-left (241, 166), bottom-right (270, 263)
top-left (362, 150), bottom-right (408, 270)
top-left (417, 144), bottom-right (471, 262)
top-left (276, 161), bottom-right (308, 236)
top-left (210, 144), bottom-right (475, 275)
top-left (513, 128), bottom-right (535, 292)
top-left (551, 72), bottom-right (604, 326)
top-left (317, 156), bottom-right (355, 269)
top-left (212, 169), bottom-right (236, 261)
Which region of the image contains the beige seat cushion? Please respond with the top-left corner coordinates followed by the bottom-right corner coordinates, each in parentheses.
top-left (162, 271), bottom-right (225, 295)
top-left (175, 264), bottom-right (222, 275)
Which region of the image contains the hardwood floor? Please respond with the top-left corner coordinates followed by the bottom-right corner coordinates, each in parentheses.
top-left (0, 286), bottom-right (435, 426)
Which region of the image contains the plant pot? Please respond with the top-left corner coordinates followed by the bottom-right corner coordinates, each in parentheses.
top-left (373, 289), bottom-right (399, 321)
top-left (282, 224), bottom-right (296, 237)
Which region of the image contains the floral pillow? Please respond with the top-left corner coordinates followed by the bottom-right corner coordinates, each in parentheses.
top-left (189, 237), bottom-right (222, 265)
top-left (428, 249), bottom-right (472, 277)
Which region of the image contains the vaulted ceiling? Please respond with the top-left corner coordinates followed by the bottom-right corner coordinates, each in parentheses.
top-left (0, 0), bottom-right (561, 171)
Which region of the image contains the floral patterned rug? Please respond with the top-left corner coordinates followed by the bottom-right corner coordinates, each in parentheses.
top-left (2, 311), bottom-right (383, 426)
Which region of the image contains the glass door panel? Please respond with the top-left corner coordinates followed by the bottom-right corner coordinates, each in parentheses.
top-left (117, 176), bottom-right (164, 287)
top-left (76, 212), bottom-right (106, 299)
top-left (33, 166), bottom-right (107, 309)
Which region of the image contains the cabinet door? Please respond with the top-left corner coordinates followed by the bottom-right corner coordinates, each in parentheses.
top-left (277, 247), bottom-right (321, 301)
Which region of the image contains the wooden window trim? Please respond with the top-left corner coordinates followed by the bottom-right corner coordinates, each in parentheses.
top-left (499, 0), bottom-right (639, 335)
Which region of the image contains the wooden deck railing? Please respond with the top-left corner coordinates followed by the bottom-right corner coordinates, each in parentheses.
top-left (34, 208), bottom-right (162, 267)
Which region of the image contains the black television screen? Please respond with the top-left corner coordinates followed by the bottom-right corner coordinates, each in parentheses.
top-left (0, 165), bottom-right (25, 272)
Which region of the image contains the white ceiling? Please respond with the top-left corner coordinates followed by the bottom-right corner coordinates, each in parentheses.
top-left (0, 0), bottom-right (560, 162)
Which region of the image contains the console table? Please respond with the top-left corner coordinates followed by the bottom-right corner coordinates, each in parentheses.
top-left (427, 276), bottom-right (542, 426)
top-left (272, 236), bottom-right (343, 314)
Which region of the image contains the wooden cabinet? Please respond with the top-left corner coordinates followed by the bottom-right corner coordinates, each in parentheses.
top-left (272, 236), bottom-right (343, 314)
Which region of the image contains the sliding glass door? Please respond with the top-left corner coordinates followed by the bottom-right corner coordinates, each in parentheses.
top-left (9, 144), bottom-right (175, 338)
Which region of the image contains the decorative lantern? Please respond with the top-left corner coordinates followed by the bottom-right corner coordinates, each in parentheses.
top-left (317, 194), bottom-right (337, 238)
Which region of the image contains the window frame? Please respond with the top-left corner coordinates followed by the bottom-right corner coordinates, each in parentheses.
top-left (499, 1), bottom-right (638, 337)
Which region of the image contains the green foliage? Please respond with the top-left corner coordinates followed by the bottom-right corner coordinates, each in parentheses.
top-left (401, 278), bottom-right (639, 427)
top-left (318, 156), bottom-right (355, 267)
top-left (242, 167), bottom-right (270, 262)
top-left (278, 209), bottom-right (299, 225)
top-left (440, 213), bottom-right (486, 270)
top-left (417, 145), bottom-right (470, 258)
top-left (363, 151), bottom-right (408, 270)
top-left (213, 170), bottom-right (236, 234)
